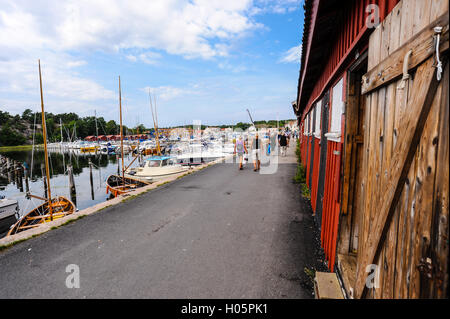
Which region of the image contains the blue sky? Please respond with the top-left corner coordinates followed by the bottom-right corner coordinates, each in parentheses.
top-left (0, 0), bottom-right (304, 127)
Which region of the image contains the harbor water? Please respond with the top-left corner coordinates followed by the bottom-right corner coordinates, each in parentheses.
top-left (0, 149), bottom-right (138, 218)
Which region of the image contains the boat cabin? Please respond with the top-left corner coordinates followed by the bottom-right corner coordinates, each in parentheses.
top-left (144, 156), bottom-right (177, 167)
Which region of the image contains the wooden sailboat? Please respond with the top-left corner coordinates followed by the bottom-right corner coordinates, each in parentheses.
top-left (106, 76), bottom-right (150, 198)
top-left (7, 60), bottom-right (76, 236)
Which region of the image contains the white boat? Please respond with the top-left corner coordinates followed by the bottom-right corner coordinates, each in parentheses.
top-left (125, 156), bottom-right (190, 181)
top-left (0, 196), bottom-right (19, 237)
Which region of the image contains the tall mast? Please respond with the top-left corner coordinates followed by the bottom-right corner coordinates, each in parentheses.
top-left (149, 89), bottom-right (161, 156)
top-left (60, 118), bottom-right (63, 143)
top-left (119, 76), bottom-right (125, 183)
top-left (95, 110), bottom-right (99, 144)
top-left (38, 60), bottom-right (53, 221)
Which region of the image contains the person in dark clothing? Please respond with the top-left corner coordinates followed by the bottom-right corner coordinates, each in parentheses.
top-left (279, 131), bottom-right (288, 156)
top-left (251, 133), bottom-right (261, 171)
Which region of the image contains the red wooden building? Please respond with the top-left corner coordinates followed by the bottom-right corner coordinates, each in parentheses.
top-left (295, 0), bottom-right (448, 298)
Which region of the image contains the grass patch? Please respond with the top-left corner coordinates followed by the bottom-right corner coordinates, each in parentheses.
top-left (58, 214), bottom-right (87, 227)
top-left (0, 233), bottom-right (42, 252)
top-left (0, 144), bottom-right (41, 152)
top-left (293, 139), bottom-right (311, 200)
top-left (121, 194), bottom-right (139, 203)
top-left (293, 163), bottom-right (306, 184)
top-left (301, 183), bottom-right (311, 200)
top-left (304, 266), bottom-right (316, 287)
top-left (97, 204), bottom-right (112, 212)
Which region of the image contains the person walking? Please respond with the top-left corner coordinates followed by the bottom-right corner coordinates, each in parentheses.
top-left (279, 130), bottom-right (288, 156)
top-left (270, 130), bottom-right (277, 156)
top-left (234, 135), bottom-right (248, 170)
top-left (251, 133), bottom-right (261, 171)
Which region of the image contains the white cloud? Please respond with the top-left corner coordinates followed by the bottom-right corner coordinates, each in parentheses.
top-left (251, 0), bottom-right (302, 15)
top-left (127, 52), bottom-right (162, 65)
top-left (125, 55), bottom-right (138, 62)
top-left (0, 0), bottom-right (261, 60)
top-left (279, 44), bottom-right (302, 63)
top-left (141, 85), bottom-right (198, 101)
top-left (0, 0), bottom-right (302, 118)
top-left (67, 60), bottom-right (87, 68)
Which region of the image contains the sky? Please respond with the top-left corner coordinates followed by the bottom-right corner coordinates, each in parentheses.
top-left (0, 0), bottom-right (304, 128)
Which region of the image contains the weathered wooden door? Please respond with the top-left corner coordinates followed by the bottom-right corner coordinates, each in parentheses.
top-left (321, 77), bottom-right (345, 272)
top-left (354, 0), bottom-right (449, 299)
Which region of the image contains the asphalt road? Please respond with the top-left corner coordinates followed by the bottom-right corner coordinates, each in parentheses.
top-left (0, 146), bottom-right (323, 298)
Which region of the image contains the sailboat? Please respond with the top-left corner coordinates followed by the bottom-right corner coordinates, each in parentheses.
top-left (7, 60), bottom-right (76, 236)
top-left (125, 89), bottom-right (189, 181)
top-left (106, 76), bottom-right (150, 198)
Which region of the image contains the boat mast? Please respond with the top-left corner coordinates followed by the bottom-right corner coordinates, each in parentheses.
top-left (60, 118), bottom-right (63, 144)
top-left (119, 76), bottom-right (125, 183)
top-left (38, 60), bottom-right (53, 221)
top-left (95, 110), bottom-right (99, 144)
top-left (149, 89), bottom-right (161, 156)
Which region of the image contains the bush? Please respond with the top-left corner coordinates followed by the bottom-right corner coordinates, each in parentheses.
top-left (293, 162), bottom-right (306, 184)
top-left (0, 125), bottom-right (27, 146)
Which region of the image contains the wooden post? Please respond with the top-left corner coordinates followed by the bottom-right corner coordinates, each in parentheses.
top-left (13, 161), bottom-right (18, 186)
top-left (117, 154), bottom-right (120, 175)
top-left (24, 164), bottom-right (30, 193)
top-left (17, 163), bottom-right (24, 192)
top-left (89, 158), bottom-right (94, 200)
top-left (67, 164), bottom-right (77, 206)
top-left (41, 163), bottom-right (47, 199)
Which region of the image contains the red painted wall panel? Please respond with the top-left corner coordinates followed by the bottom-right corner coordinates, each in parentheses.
top-left (306, 136), bottom-right (313, 187)
top-left (321, 141), bottom-right (342, 271)
top-left (310, 137), bottom-right (321, 212)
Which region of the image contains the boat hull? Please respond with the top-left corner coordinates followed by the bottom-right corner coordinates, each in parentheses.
top-left (106, 174), bottom-right (150, 197)
top-left (6, 196), bottom-right (76, 236)
top-left (0, 199), bottom-right (19, 237)
top-left (0, 214), bottom-right (18, 237)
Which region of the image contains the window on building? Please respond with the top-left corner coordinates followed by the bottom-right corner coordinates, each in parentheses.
top-left (307, 112), bottom-right (311, 135)
top-left (303, 115), bottom-right (307, 135)
top-left (315, 100), bottom-right (322, 137)
top-left (327, 77), bottom-right (344, 142)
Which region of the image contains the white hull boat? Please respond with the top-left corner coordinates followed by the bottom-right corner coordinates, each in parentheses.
top-left (0, 196), bottom-right (19, 237)
top-left (125, 156), bottom-right (190, 181)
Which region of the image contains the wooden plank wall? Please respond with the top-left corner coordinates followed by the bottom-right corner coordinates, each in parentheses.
top-left (356, 0), bottom-right (449, 298)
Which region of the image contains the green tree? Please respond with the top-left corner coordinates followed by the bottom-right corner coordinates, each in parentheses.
top-left (105, 120), bottom-right (118, 135)
top-left (21, 109), bottom-right (35, 123)
top-left (0, 125), bottom-right (26, 146)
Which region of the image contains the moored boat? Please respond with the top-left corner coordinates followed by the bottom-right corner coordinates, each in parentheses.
top-left (6, 60), bottom-right (77, 237)
top-left (106, 174), bottom-right (150, 197)
top-left (106, 76), bottom-right (150, 198)
top-left (7, 196), bottom-right (75, 236)
top-left (0, 196), bottom-right (19, 237)
top-left (125, 156), bottom-right (189, 181)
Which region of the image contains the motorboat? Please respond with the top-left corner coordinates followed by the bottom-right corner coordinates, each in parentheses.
top-left (0, 196), bottom-right (19, 237)
top-left (125, 156), bottom-right (190, 181)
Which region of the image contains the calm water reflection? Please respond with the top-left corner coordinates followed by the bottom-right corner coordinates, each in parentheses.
top-left (0, 150), bottom-right (137, 217)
